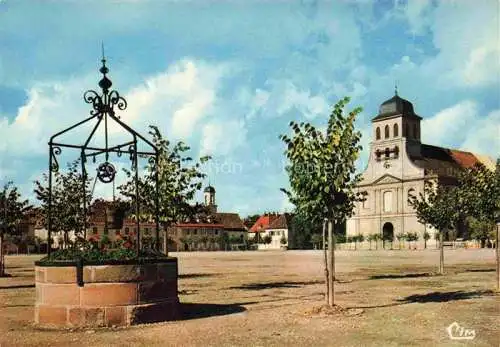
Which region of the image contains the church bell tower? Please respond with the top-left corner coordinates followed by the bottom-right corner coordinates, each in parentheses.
top-left (204, 185), bottom-right (217, 213)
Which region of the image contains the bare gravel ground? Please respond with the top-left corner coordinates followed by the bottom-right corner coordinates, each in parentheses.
top-left (0, 249), bottom-right (498, 347)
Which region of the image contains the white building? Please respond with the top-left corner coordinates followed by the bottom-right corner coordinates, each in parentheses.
top-left (346, 91), bottom-right (495, 245)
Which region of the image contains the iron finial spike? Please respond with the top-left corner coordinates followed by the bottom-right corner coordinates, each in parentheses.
top-left (101, 42), bottom-right (106, 64)
top-left (395, 81), bottom-right (398, 96)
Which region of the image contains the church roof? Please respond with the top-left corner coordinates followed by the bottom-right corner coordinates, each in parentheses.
top-left (372, 94), bottom-right (422, 122)
top-left (410, 144), bottom-right (495, 177)
top-left (214, 213), bottom-right (246, 231)
top-left (204, 185), bottom-right (215, 193)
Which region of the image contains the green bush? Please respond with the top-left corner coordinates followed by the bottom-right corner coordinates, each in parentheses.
top-left (41, 236), bottom-right (167, 262)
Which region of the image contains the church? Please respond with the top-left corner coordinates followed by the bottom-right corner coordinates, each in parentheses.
top-left (346, 91), bottom-right (495, 244)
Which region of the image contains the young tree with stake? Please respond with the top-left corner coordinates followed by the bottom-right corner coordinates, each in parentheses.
top-left (280, 96), bottom-right (365, 307)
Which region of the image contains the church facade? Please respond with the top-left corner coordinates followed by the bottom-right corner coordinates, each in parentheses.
top-left (346, 92), bottom-right (494, 243)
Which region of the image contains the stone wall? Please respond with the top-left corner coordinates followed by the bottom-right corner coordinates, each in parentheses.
top-left (35, 260), bottom-right (179, 328)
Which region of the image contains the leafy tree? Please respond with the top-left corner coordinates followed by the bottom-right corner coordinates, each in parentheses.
top-left (373, 233), bottom-right (381, 250)
top-left (290, 213), bottom-right (322, 249)
top-left (396, 232), bottom-right (405, 249)
top-left (311, 233), bottom-right (323, 249)
top-left (353, 234), bottom-right (364, 250)
top-left (468, 217), bottom-right (495, 247)
top-left (367, 234), bottom-right (375, 250)
top-left (0, 182), bottom-right (31, 276)
top-left (218, 232), bottom-right (230, 250)
top-left (409, 181), bottom-right (462, 274)
top-left (346, 236), bottom-right (353, 250)
top-left (118, 126), bottom-right (211, 254)
top-left (34, 160), bottom-right (92, 248)
top-left (243, 214), bottom-right (260, 229)
top-left (280, 96), bottom-right (364, 306)
top-left (423, 231), bottom-right (431, 249)
top-left (458, 160), bottom-right (500, 290)
top-left (280, 236), bottom-right (287, 245)
top-left (406, 232), bottom-right (419, 249)
top-left (263, 235), bottom-right (272, 244)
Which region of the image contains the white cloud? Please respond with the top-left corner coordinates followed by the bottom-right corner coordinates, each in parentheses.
top-left (422, 100), bottom-right (478, 147)
top-left (401, 0), bottom-right (433, 35)
top-left (200, 119), bottom-right (247, 156)
top-left (0, 59), bottom-right (231, 160)
top-left (423, 0), bottom-right (500, 88)
top-left (460, 109), bottom-right (500, 157)
top-left (422, 100), bottom-right (499, 158)
top-left (121, 59), bottom-right (228, 139)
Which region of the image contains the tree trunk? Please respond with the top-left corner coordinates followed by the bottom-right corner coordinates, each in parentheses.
top-left (322, 220), bottom-right (329, 305)
top-left (163, 230), bottom-right (168, 256)
top-left (496, 223), bottom-right (499, 291)
top-left (0, 233), bottom-right (4, 277)
top-left (327, 220), bottom-right (335, 307)
top-left (439, 231), bottom-right (444, 275)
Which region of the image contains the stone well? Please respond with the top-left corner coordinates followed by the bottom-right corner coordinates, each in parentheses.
top-left (34, 258), bottom-right (179, 328)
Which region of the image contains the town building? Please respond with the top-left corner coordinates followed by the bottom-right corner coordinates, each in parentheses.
top-left (248, 213), bottom-right (295, 250)
top-left (346, 91), bottom-right (495, 245)
top-left (167, 185), bottom-right (247, 251)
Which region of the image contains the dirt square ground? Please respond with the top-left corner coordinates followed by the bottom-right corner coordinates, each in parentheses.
top-left (0, 249), bottom-right (498, 347)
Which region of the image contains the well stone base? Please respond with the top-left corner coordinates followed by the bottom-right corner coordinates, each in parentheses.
top-left (34, 259), bottom-right (179, 328)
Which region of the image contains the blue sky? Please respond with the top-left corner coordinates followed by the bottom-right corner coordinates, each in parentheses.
top-left (0, 0), bottom-right (499, 216)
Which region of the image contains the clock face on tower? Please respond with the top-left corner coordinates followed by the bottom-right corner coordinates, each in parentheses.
top-left (383, 161), bottom-right (391, 169)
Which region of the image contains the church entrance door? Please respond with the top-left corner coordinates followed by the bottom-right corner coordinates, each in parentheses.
top-left (382, 222), bottom-right (394, 249)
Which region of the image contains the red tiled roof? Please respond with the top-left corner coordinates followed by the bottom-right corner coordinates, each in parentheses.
top-left (267, 213), bottom-right (294, 230)
top-left (449, 149), bottom-right (481, 169)
top-left (249, 215), bottom-right (279, 233)
top-left (411, 144), bottom-right (493, 177)
top-left (175, 223), bottom-right (224, 228)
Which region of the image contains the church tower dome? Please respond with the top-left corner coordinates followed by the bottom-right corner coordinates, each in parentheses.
top-left (372, 90), bottom-right (421, 122)
top-left (204, 184), bottom-right (217, 213)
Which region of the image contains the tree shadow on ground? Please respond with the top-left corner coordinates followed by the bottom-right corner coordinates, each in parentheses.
top-left (369, 272), bottom-right (432, 280)
top-left (228, 280), bottom-right (322, 291)
top-left (0, 284), bottom-right (35, 290)
top-left (465, 269), bottom-right (495, 273)
top-left (179, 302), bottom-right (250, 320)
top-left (399, 290), bottom-right (496, 303)
top-left (179, 273), bottom-right (219, 279)
top-left (350, 290), bottom-right (496, 310)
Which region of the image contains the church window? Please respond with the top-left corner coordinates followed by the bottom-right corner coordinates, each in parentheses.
top-left (383, 191), bottom-right (392, 212)
top-left (394, 146), bottom-right (399, 158)
top-left (362, 193), bottom-right (368, 209)
top-left (407, 188), bottom-right (416, 205)
top-left (375, 150), bottom-right (381, 160)
top-left (384, 148), bottom-right (390, 158)
top-left (393, 123), bottom-right (399, 137)
top-left (376, 127), bottom-right (381, 140)
top-left (384, 125), bottom-right (390, 138)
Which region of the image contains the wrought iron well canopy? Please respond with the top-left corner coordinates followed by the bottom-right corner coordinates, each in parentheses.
top-left (46, 53), bottom-right (160, 256)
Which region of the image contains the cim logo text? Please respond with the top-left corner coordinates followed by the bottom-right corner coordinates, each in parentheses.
top-left (447, 322), bottom-right (476, 340)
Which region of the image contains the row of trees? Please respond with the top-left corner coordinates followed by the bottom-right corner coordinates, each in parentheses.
top-left (0, 183), bottom-right (31, 276)
top-left (280, 96), bottom-right (499, 307)
top-left (408, 160), bottom-right (499, 276)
